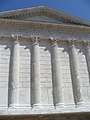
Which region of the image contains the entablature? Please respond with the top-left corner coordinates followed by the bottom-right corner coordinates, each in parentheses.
top-left (0, 19), bottom-right (90, 34)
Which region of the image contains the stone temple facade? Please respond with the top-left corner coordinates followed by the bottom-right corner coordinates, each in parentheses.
top-left (0, 6), bottom-right (90, 120)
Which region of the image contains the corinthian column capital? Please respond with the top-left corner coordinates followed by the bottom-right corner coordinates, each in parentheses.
top-left (50, 37), bottom-right (58, 45)
top-left (31, 36), bottom-right (41, 44)
top-left (82, 40), bottom-right (90, 46)
top-left (68, 38), bottom-right (76, 46)
top-left (11, 34), bottom-right (21, 43)
top-left (11, 34), bottom-right (21, 39)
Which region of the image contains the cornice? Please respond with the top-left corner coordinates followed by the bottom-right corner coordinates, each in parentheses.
top-left (0, 6), bottom-right (90, 27)
top-left (0, 19), bottom-right (90, 34)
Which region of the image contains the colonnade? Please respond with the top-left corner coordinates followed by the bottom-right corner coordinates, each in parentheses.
top-left (8, 35), bottom-right (90, 109)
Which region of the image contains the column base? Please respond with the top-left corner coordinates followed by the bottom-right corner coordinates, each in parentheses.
top-left (32, 103), bottom-right (43, 110)
top-left (76, 101), bottom-right (85, 108)
top-left (55, 103), bottom-right (65, 109)
top-left (9, 103), bottom-right (19, 108)
top-left (16, 105), bottom-right (31, 110)
top-left (8, 104), bottom-right (31, 112)
top-left (40, 104), bottom-right (54, 110)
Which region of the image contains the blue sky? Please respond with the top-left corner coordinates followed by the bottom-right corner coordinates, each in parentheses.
top-left (0, 0), bottom-right (90, 21)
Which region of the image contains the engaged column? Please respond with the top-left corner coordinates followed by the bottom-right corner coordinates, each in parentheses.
top-left (8, 35), bottom-right (20, 108)
top-left (31, 37), bottom-right (41, 109)
top-left (83, 41), bottom-right (90, 82)
top-left (50, 38), bottom-right (64, 108)
top-left (68, 39), bottom-right (84, 107)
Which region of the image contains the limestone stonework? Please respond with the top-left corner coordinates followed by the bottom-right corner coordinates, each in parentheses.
top-left (0, 6), bottom-right (90, 119)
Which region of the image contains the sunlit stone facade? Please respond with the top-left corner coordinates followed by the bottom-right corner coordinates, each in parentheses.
top-left (0, 6), bottom-right (90, 120)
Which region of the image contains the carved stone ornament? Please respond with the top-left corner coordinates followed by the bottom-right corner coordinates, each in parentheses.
top-left (82, 40), bottom-right (90, 46)
top-left (49, 37), bottom-right (58, 44)
top-left (68, 38), bottom-right (76, 46)
top-left (11, 34), bottom-right (22, 43)
top-left (31, 36), bottom-right (41, 44)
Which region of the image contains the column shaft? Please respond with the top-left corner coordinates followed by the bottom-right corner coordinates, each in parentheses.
top-left (68, 40), bottom-right (83, 106)
top-left (83, 41), bottom-right (90, 81)
top-left (9, 36), bottom-right (20, 107)
top-left (31, 37), bottom-right (41, 108)
top-left (51, 39), bottom-right (64, 108)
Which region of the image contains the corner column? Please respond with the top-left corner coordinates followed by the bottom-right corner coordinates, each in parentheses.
top-left (50, 38), bottom-right (64, 108)
top-left (8, 35), bottom-right (20, 108)
top-left (68, 39), bottom-right (84, 107)
top-left (31, 37), bottom-right (41, 109)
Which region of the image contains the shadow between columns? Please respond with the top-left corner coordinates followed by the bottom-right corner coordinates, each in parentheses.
top-left (23, 43), bottom-right (32, 108)
top-left (78, 45), bottom-right (90, 84)
top-left (3, 40), bottom-right (13, 107)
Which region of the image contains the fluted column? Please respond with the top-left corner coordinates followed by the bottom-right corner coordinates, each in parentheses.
top-left (83, 41), bottom-right (90, 82)
top-left (50, 38), bottom-right (64, 108)
top-left (31, 37), bottom-right (41, 108)
top-left (68, 39), bottom-right (84, 107)
top-left (8, 35), bottom-right (20, 107)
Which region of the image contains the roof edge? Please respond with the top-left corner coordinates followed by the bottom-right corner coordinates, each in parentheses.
top-left (0, 6), bottom-right (90, 27)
